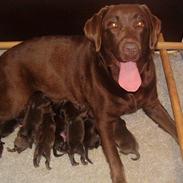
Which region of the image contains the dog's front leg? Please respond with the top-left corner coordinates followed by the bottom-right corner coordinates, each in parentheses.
top-left (143, 99), bottom-right (178, 142)
top-left (97, 119), bottom-right (127, 183)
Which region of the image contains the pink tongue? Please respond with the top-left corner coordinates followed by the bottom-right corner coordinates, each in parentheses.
top-left (118, 61), bottom-right (142, 92)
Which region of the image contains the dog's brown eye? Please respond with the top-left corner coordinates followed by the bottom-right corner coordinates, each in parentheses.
top-left (107, 22), bottom-right (119, 29)
top-left (112, 22), bottom-right (118, 28)
top-left (136, 21), bottom-right (144, 28)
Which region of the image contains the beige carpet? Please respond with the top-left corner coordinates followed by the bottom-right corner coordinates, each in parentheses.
top-left (0, 50), bottom-right (183, 183)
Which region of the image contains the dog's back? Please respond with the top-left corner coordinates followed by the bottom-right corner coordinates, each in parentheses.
top-left (0, 36), bottom-right (94, 121)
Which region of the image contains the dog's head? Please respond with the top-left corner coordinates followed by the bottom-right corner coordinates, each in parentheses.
top-left (84, 4), bottom-right (161, 92)
top-left (28, 91), bottom-right (52, 110)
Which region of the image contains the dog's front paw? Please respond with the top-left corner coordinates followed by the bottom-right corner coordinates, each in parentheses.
top-left (112, 176), bottom-right (127, 183)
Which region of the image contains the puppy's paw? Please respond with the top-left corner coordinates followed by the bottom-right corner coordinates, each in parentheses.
top-left (33, 155), bottom-right (41, 168)
top-left (71, 161), bottom-right (79, 166)
top-left (130, 151), bottom-right (140, 161)
top-left (45, 160), bottom-right (52, 170)
top-left (80, 156), bottom-right (88, 165)
top-left (86, 157), bottom-right (93, 164)
top-left (7, 147), bottom-right (16, 152)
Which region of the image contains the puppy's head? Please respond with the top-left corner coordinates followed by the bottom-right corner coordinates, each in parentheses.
top-left (28, 91), bottom-right (52, 110)
top-left (14, 134), bottom-right (32, 153)
top-left (84, 118), bottom-right (100, 149)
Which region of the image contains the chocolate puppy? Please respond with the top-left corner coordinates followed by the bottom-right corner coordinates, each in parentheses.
top-left (57, 100), bottom-right (88, 166)
top-left (33, 107), bottom-right (56, 170)
top-left (7, 128), bottom-right (32, 153)
top-left (66, 116), bottom-right (87, 166)
top-left (83, 115), bottom-right (100, 164)
top-left (53, 114), bottom-right (66, 157)
top-left (0, 113), bottom-right (24, 157)
top-left (0, 118), bottom-right (20, 156)
top-left (8, 91), bottom-right (52, 153)
top-left (53, 134), bottom-right (65, 157)
top-left (0, 119), bottom-right (20, 138)
top-left (114, 119), bottom-right (140, 160)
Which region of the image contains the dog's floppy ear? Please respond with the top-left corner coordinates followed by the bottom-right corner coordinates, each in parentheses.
top-left (141, 4), bottom-right (161, 49)
top-left (84, 6), bottom-right (109, 52)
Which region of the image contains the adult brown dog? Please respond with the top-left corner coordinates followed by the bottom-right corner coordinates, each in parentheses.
top-left (0, 4), bottom-right (177, 183)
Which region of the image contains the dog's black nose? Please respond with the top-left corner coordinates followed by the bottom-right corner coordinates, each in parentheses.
top-left (123, 42), bottom-right (139, 57)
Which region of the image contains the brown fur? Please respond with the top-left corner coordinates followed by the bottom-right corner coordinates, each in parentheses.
top-left (0, 4), bottom-right (177, 183)
top-left (57, 100), bottom-right (89, 166)
top-left (33, 108), bottom-right (56, 170)
top-left (83, 114), bottom-right (100, 164)
top-left (7, 91), bottom-right (52, 153)
top-left (53, 114), bottom-right (66, 157)
top-left (114, 119), bottom-right (140, 160)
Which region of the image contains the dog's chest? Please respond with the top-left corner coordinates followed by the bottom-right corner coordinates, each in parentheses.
top-left (124, 92), bottom-right (145, 114)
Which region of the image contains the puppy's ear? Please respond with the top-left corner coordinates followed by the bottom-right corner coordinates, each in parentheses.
top-left (84, 6), bottom-right (109, 52)
top-left (141, 4), bottom-right (161, 50)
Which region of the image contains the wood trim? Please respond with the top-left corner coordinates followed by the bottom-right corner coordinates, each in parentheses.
top-left (159, 33), bottom-right (183, 159)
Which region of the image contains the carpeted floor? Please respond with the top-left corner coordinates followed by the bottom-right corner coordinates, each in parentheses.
top-left (0, 50), bottom-right (183, 183)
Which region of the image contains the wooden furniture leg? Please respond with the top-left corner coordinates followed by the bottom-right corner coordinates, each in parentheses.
top-left (159, 33), bottom-right (183, 158)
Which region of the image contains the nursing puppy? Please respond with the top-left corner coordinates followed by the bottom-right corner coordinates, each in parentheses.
top-left (0, 118), bottom-right (21, 138)
top-left (33, 107), bottom-right (56, 170)
top-left (7, 127), bottom-right (32, 153)
top-left (83, 115), bottom-right (100, 164)
top-left (53, 134), bottom-right (65, 157)
top-left (57, 100), bottom-right (89, 166)
top-left (53, 114), bottom-right (66, 157)
top-left (8, 91), bottom-right (52, 153)
top-left (0, 115), bottom-right (24, 156)
top-left (0, 119), bottom-right (20, 155)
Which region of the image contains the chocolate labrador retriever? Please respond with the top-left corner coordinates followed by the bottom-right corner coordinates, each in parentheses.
top-left (0, 4), bottom-right (177, 183)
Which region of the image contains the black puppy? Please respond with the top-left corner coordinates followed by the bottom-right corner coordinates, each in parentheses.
top-left (7, 91), bottom-right (52, 153)
top-left (0, 115), bottom-right (24, 157)
top-left (33, 106), bottom-right (56, 170)
top-left (0, 118), bottom-right (21, 138)
top-left (0, 119), bottom-right (20, 156)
